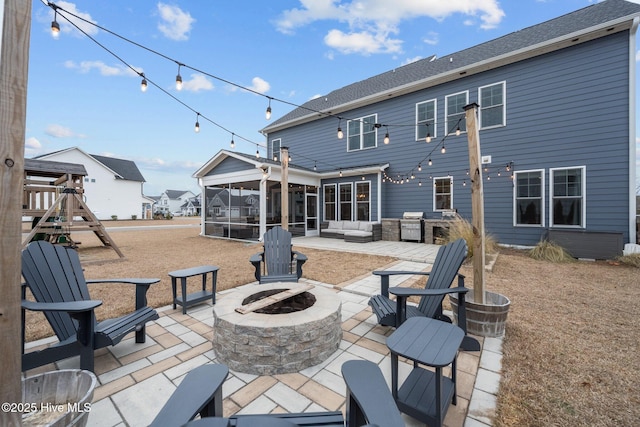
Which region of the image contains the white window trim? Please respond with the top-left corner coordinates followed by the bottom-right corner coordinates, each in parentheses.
top-left (271, 138), bottom-right (281, 161)
top-left (513, 169), bottom-right (545, 227)
top-left (415, 99), bottom-right (437, 142)
top-left (356, 180), bottom-right (372, 222)
top-left (432, 176), bottom-right (453, 212)
top-left (549, 166), bottom-right (586, 228)
top-left (339, 182), bottom-right (354, 220)
top-left (323, 183), bottom-right (337, 222)
top-left (478, 81), bottom-right (506, 130)
top-left (347, 114), bottom-right (378, 152)
top-left (445, 91), bottom-right (469, 135)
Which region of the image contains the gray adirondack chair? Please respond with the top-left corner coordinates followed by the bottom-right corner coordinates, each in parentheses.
top-left (21, 241), bottom-right (160, 372)
top-left (368, 238), bottom-right (480, 351)
top-left (250, 226), bottom-right (307, 284)
top-left (157, 361), bottom-right (403, 427)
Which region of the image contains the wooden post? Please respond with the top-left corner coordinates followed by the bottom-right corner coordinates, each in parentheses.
top-left (280, 146), bottom-right (289, 230)
top-left (1, 0), bottom-right (32, 424)
top-left (463, 103), bottom-right (486, 304)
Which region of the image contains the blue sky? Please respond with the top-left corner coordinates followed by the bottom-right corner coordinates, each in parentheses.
top-left (25, 0), bottom-right (640, 195)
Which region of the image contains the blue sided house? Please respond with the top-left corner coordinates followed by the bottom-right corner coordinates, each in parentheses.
top-left (194, 0), bottom-right (640, 258)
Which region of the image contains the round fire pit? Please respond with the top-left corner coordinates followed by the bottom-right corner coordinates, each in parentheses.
top-left (213, 282), bottom-right (342, 375)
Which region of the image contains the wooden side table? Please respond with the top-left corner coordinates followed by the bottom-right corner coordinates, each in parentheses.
top-left (169, 265), bottom-right (219, 314)
top-left (386, 317), bottom-right (465, 427)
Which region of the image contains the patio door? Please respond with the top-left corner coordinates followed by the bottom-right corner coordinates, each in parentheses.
top-left (306, 193), bottom-right (318, 236)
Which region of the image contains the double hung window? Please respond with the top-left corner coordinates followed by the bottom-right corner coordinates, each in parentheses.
top-left (479, 82), bottom-right (506, 129)
top-left (347, 114), bottom-right (377, 151)
top-left (514, 170), bottom-right (544, 226)
top-left (445, 92), bottom-right (468, 134)
top-left (433, 176), bottom-right (453, 211)
top-left (550, 167), bottom-right (585, 227)
top-left (416, 100), bottom-right (436, 141)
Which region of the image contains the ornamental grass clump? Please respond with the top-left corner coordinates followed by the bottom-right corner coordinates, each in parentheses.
top-left (529, 240), bottom-right (576, 263)
top-left (618, 253), bottom-right (640, 268)
top-left (445, 216), bottom-right (498, 258)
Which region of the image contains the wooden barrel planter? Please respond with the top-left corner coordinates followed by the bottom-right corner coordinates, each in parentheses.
top-left (22, 369), bottom-right (97, 427)
top-left (449, 291), bottom-right (510, 337)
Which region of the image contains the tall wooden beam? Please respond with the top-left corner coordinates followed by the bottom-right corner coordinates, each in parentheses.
top-left (463, 103), bottom-right (486, 304)
top-left (280, 146), bottom-right (289, 230)
top-left (0, 0), bottom-right (32, 424)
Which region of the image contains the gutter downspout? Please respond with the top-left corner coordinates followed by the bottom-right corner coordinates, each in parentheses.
top-left (629, 17), bottom-right (638, 245)
top-left (259, 166), bottom-right (271, 240)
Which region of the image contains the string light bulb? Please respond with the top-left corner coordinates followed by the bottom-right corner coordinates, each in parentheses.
top-left (265, 98), bottom-right (272, 120)
top-left (384, 126), bottom-right (390, 144)
top-left (194, 113), bottom-right (200, 133)
top-left (255, 147), bottom-right (260, 158)
top-left (230, 133), bottom-right (235, 149)
top-left (441, 145), bottom-right (446, 154)
top-left (176, 64), bottom-right (183, 91)
top-left (51, 10), bottom-right (60, 38)
top-left (455, 126), bottom-right (461, 136)
top-left (428, 158), bottom-right (432, 166)
top-left (313, 162), bottom-right (317, 171)
top-left (425, 124), bottom-right (431, 143)
top-left (418, 163), bottom-right (422, 171)
top-left (337, 119), bottom-right (344, 139)
top-left (140, 74), bottom-right (148, 92)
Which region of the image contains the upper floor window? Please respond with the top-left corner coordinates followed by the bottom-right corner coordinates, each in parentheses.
top-left (550, 166), bottom-right (585, 228)
top-left (445, 91), bottom-right (468, 134)
top-left (271, 138), bottom-right (281, 161)
top-left (433, 176), bottom-right (453, 211)
top-left (514, 170), bottom-right (544, 226)
top-left (479, 82), bottom-right (506, 129)
top-left (416, 99), bottom-right (437, 142)
top-left (347, 114), bottom-right (377, 151)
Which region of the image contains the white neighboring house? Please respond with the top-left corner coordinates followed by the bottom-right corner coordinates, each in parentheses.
top-left (156, 190), bottom-right (196, 215)
top-left (35, 147), bottom-right (153, 220)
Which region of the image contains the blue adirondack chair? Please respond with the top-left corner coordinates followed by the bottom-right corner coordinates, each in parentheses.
top-left (250, 226), bottom-right (307, 283)
top-left (368, 238), bottom-right (480, 351)
top-left (154, 360), bottom-right (404, 427)
top-left (21, 241), bottom-right (160, 372)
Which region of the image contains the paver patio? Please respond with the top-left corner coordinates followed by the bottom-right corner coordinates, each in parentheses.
top-left (23, 239), bottom-right (503, 427)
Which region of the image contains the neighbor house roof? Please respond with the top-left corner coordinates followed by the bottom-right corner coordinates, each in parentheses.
top-left (164, 190), bottom-right (192, 200)
top-left (263, 0), bottom-right (640, 133)
top-left (91, 154), bottom-right (146, 182)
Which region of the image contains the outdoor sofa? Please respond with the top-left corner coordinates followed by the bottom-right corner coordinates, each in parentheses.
top-left (320, 220), bottom-right (382, 243)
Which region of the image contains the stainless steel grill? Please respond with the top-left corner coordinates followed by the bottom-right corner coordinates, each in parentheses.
top-left (400, 212), bottom-right (424, 242)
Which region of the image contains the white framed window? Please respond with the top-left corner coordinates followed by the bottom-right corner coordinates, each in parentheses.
top-left (479, 82), bottom-right (506, 129)
top-left (514, 169), bottom-right (544, 226)
top-left (271, 138), bottom-right (281, 161)
top-left (356, 181), bottom-right (371, 221)
top-left (339, 183), bottom-right (353, 220)
top-left (347, 114), bottom-right (377, 151)
top-left (433, 176), bottom-right (453, 211)
top-left (416, 99), bottom-right (437, 142)
top-left (550, 166), bottom-right (586, 228)
top-left (323, 184), bottom-right (336, 221)
top-left (445, 91), bottom-right (468, 134)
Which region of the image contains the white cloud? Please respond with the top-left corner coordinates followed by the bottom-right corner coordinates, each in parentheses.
top-left (325, 29), bottom-right (402, 55)
top-left (64, 60), bottom-right (139, 77)
top-left (401, 56), bottom-right (423, 66)
top-left (157, 3), bottom-right (195, 41)
top-left (247, 77), bottom-right (271, 94)
top-left (45, 124), bottom-right (85, 139)
top-left (182, 74), bottom-right (214, 92)
top-left (274, 0), bottom-right (505, 55)
top-left (25, 137), bottom-right (42, 150)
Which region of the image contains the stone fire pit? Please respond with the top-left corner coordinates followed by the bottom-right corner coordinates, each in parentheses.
top-left (213, 282), bottom-right (342, 375)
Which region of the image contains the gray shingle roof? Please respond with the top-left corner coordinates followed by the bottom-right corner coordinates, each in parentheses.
top-left (91, 154), bottom-right (146, 182)
top-left (265, 0), bottom-right (640, 130)
top-left (24, 158), bottom-right (87, 177)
